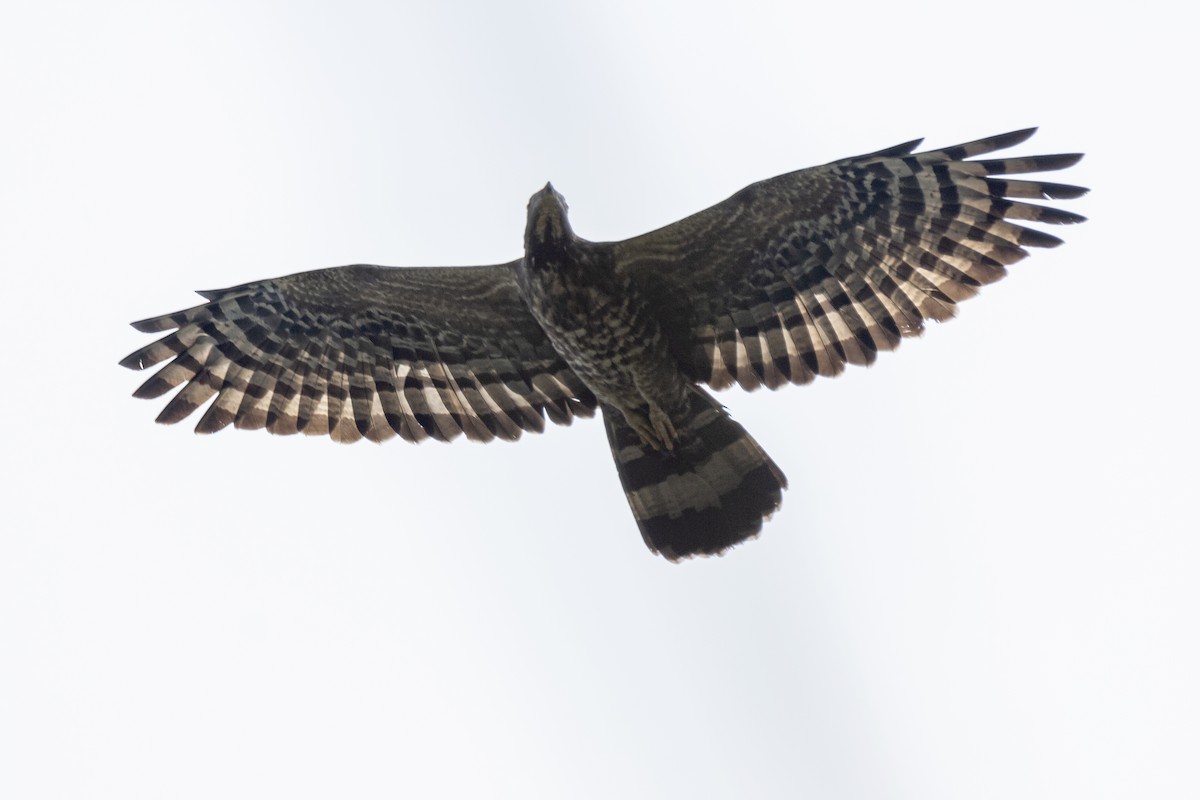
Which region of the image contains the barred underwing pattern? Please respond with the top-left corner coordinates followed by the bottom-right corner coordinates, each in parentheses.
top-left (613, 128), bottom-right (1087, 390)
top-left (123, 128), bottom-right (1085, 560)
top-left (122, 264), bottom-right (598, 444)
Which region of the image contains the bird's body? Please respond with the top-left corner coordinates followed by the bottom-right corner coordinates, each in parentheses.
top-left (122, 128), bottom-right (1086, 560)
top-left (520, 184), bottom-right (688, 449)
top-left (517, 184), bottom-right (787, 555)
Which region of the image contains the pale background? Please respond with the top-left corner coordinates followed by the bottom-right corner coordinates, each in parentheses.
top-left (1, 2), bottom-right (1195, 798)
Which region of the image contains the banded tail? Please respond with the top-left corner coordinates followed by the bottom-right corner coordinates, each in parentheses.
top-left (603, 390), bottom-right (786, 561)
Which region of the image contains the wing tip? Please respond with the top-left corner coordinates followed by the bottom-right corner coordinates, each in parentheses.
top-left (118, 351), bottom-right (147, 370)
top-left (1039, 182), bottom-right (1090, 200)
top-left (997, 126), bottom-right (1039, 147)
top-left (130, 317), bottom-right (169, 333)
top-left (1040, 152), bottom-right (1085, 170)
top-left (868, 137), bottom-right (925, 159)
top-left (1020, 227), bottom-right (1065, 248)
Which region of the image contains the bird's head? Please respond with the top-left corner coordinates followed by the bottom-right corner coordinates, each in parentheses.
top-left (525, 182), bottom-right (573, 249)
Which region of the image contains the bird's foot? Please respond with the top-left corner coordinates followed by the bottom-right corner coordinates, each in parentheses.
top-left (627, 404), bottom-right (678, 452)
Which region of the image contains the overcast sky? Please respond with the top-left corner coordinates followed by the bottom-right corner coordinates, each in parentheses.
top-left (2, 2), bottom-right (1196, 798)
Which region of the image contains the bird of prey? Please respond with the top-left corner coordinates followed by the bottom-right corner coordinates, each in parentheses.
top-left (121, 128), bottom-right (1086, 561)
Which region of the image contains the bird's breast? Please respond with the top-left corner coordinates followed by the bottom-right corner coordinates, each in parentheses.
top-left (518, 251), bottom-right (680, 408)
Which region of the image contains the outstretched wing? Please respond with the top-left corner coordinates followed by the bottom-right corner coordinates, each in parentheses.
top-left (121, 262), bottom-right (596, 443)
top-left (613, 128), bottom-right (1087, 390)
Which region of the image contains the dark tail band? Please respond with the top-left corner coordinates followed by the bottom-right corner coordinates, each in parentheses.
top-left (603, 390), bottom-right (786, 561)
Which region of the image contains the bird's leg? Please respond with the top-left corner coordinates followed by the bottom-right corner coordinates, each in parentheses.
top-left (624, 403), bottom-right (678, 452)
top-left (649, 403), bottom-right (677, 451)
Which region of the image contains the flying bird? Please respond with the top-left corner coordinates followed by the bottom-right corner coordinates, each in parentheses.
top-left (121, 128), bottom-right (1086, 561)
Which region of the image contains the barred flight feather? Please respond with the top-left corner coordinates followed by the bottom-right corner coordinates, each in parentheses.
top-left (613, 127), bottom-right (1086, 393)
top-left (122, 264), bottom-right (598, 442)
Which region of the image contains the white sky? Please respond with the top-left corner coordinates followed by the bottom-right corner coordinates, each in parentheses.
top-left (1, 1), bottom-right (1196, 798)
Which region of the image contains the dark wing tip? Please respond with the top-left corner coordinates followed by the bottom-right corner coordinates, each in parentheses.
top-left (1019, 227), bottom-right (1066, 248)
top-left (1040, 207), bottom-right (1089, 225)
top-left (990, 126), bottom-right (1039, 149)
top-left (1051, 152), bottom-right (1086, 169)
top-left (118, 351), bottom-right (147, 370)
top-left (130, 317), bottom-right (167, 333)
top-left (861, 137), bottom-right (925, 159)
top-left (1042, 182), bottom-right (1090, 200)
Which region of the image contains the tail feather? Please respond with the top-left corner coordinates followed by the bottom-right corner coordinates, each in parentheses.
top-left (603, 391), bottom-right (786, 561)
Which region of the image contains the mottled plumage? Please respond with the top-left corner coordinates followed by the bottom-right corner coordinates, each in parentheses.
top-left (122, 128), bottom-right (1086, 560)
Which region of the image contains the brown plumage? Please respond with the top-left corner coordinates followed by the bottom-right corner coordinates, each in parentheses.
top-left (122, 128), bottom-right (1086, 560)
